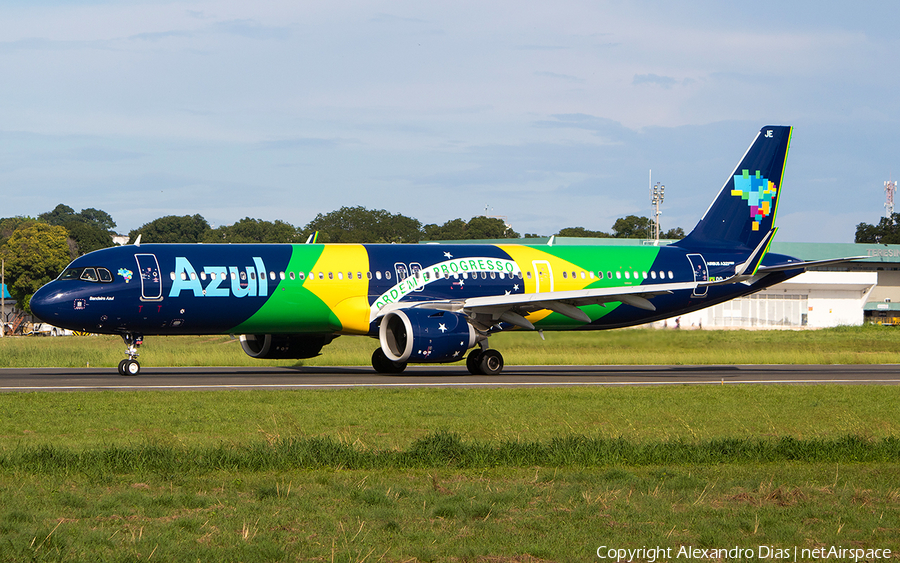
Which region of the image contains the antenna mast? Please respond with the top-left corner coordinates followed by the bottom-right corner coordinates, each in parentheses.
top-left (886, 179), bottom-right (897, 218)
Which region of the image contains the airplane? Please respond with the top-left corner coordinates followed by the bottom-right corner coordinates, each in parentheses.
top-left (30, 125), bottom-right (855, 376)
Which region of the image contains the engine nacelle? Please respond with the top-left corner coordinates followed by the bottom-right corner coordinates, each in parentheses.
top-left (379, 309), bottom-right (478, 363)
top-left (239, 334), bottom-right (336, 359)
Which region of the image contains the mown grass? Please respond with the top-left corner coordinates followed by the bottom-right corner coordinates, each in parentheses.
top-left (2, 386), bottom-right (900, 450)
top-left (3, 324), bottom-right (900, 367)
top-left (1, 463), bottom-right (898, 562)
top-left (4, 433), bottom-right (900, 474)
top-left (2, 327), bottom-right (900, 561)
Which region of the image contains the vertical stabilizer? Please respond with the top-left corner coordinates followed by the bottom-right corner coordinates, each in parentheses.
top-left (674, 125), bottom-right (792, 251)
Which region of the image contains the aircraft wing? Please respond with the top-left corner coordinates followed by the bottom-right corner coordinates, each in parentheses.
top-left (376, 281), bottom-right (698, 330)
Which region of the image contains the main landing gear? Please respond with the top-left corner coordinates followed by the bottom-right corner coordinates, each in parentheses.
top-left (118, 333), bottom-right (143, 376)
top-left (371, 342), bottom-right (505, 375)
top-left (465, 344), bottom-right (504, 375)
top-left (371, 348), bottom-right (407, 374)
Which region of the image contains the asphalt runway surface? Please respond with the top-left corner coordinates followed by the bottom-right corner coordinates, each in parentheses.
top-left (1, 364), bottom-right (899, 391)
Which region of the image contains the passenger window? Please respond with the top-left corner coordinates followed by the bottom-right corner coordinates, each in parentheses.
top-left (318, 272), bottom-right (324, 280)
top-left (624, 272), bottom-right (630, 279)
top-left (337, 272), bottom-right (343, 280)
top-left (616, 272), bottom-right (621, 279)
top-left (290, 272), bottom-right (295, 280)
top-left (250, 272), bottom-right (256, 280)
top-left (329, 272), bottom-right (334, 280)
top-left (270, 271), bottom-right (276, 281)
top-left (385, 271), bottom-right (392, 280)
top-left (279, 272), bottom-right (285, 280)
top-left (357, 272), bottom-right (363, 279)
top-left (651, 271), bottom-right (657, 279)
top-left (375, 271), bottom-right (382, 280)
top-left (668, 271), bottom-right (674, 279)
top-left (562, 271), bottom-right (567, 279)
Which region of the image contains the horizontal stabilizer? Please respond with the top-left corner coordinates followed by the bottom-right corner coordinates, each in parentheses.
top-left (755, 256), bottom-right (868, 273)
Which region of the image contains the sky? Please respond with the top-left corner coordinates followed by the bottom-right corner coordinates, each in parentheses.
top-left (2, 1), bottom-right (899, 243)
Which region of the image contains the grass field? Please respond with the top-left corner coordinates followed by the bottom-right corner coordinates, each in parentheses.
top-left (1, 327), bottom-right (899, 561)
top-left (3, 324), bottom-right (900, 368)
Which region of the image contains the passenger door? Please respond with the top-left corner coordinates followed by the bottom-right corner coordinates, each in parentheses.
top-left (135, 254), bottom-right (163, 301)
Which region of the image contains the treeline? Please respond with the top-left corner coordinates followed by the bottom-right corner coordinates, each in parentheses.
top-left (0, 203), bottom-right (684, 312)
top-left (856, 213), bottom-right (900, 244)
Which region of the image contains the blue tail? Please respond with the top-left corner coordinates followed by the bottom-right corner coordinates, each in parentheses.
top-left (674, 125), bottom-right (792, 252)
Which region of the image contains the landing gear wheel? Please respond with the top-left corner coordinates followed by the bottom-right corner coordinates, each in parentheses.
top-left (118, 359), bottom-right (140, 376)
top-left (371, 348), bottom-right (407, 374)
top-left (466, 350), bottom-right (484, 375)
top-left (478, 349), bottom-right (504, 375)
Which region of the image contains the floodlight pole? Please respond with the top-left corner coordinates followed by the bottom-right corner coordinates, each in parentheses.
top-left (650, 182), bottom-right (665, 245)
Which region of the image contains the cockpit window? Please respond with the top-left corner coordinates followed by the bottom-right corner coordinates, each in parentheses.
top-left (80, 268), bottom-right (99, 282)
top-left (59, 267), bottom-right (114, 283)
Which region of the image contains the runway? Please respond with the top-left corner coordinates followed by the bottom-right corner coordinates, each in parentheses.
top-left (1, 364), bottom-right (899, 391)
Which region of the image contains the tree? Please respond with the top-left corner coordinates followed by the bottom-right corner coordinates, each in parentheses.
top-left (612, 215), bottom-right (653, 239)
top-left (424, 216), bottom-right (520, 240)
top-left (37, 204), bottom-right (77, 226)
top-left (463, 216), bottom-right (520, 239)
top-left (0, 217), bottom-right (38, 248)
top-left (204, 217), bottom-right (303, 243)
top-left (423, 218), bottom-right (468, 241)
top-left (0, 222), bottom-right (70, 313)
top-left (129, 214), bottom-right (211, 243)
top-left (662, 227), bottom-right (685, 240)
top-left (77, 208), bottom-right (116, 232)
top-left (303, 207), bottom-right (422, 243)
top-left (556, 226), bottom-right (612, 238)
top-left (855, 214), bottom-right (900, 244)
top-left (64, 222), bottom-right (116, 255)
top-left (38, 204), bottom-right (117, 255)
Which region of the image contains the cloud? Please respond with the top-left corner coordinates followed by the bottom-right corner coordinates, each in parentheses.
top-left (632, 73), bottom-right (679, 88)
top-left (213, 19), bottom-right (291, 41)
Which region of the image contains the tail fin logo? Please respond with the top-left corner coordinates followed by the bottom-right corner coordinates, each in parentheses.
top-left (731, 169), bottom-right (777, 232)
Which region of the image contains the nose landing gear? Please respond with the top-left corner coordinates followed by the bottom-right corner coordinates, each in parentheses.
top-left (118, 333), bottom-right (143, 376)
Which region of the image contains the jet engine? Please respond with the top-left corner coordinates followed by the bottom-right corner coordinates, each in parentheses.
top-left (379, 309), bottom-right (478, 363)
top-left (240, 334), bottom-right (336, 359)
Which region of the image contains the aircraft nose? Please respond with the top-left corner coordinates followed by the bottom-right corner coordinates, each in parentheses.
top-left (30, 282), bottom-right (64, 324)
